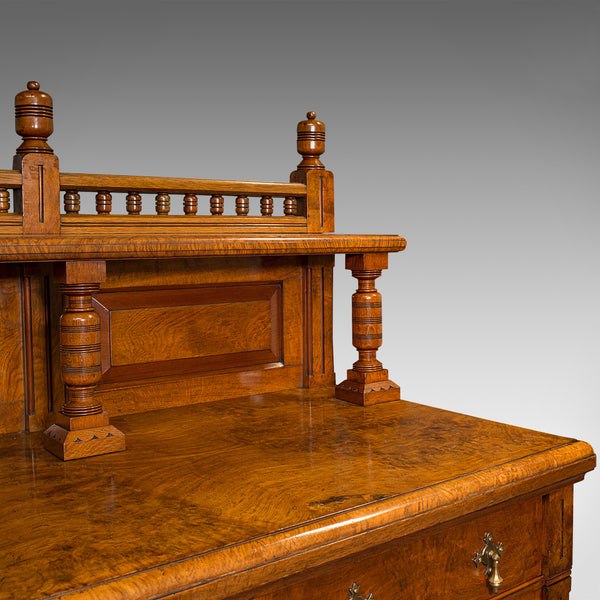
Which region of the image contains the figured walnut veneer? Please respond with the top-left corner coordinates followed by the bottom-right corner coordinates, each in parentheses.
top-left (0, 389), bottom-right (594, 599)
top-left (0, 81), bottom-right (595, 599)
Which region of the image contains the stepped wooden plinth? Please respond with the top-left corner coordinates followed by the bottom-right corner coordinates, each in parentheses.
top-left (43, 412), bottom-right (125, 461)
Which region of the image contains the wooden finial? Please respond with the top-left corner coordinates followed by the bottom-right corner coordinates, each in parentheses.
top-left (15, 81), bottom-right (54, 155)
top-left (297, 111), bottom-right (325, 170)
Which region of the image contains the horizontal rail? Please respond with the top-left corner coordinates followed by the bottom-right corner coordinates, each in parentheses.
top-left (0, 170), bottom-right (22, 187)
top-left (60, 215), bottom-right (309, 236)
top-left (60, 173), bottom-right (306, 196)
top-left (61, 215), bottom-right (307, 226)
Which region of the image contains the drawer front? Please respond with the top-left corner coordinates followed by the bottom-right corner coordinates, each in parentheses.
top-left (231, 497), bottom-right (542, 600)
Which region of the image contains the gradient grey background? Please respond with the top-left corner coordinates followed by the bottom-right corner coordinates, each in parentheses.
top-left (1, 1), bottom-right (598, 597)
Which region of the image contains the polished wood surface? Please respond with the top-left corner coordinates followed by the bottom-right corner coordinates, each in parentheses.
top-left (0, 388), bottom-right (594, 599)
top-left (0, 80), bottom-right (595, 599)
top-left (0, 233), bottom-right (404, 261)
top-left (226, 495), bottom-right (543, 600)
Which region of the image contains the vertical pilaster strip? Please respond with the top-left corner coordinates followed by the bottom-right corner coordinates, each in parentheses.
top-left (542, 486), bottom-right (574, 599)
top-left (302, 256), bottom-right (335, 388)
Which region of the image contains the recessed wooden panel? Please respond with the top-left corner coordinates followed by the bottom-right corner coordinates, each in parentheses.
top-left (94, 284), bottom-right (281, 384)
top-left (110, 300), bottom-right (272, 365)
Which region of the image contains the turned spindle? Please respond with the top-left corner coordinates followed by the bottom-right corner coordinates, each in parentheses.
top-left (155, 192), bottom-right (170, 215)
top-left (260, 195), bottom-right (273, 216)
top-left (236, 195), bottom-right (249, 215)
top-left (335, 253), bottom-right (400, 406)
top-left (44, 261), bottom-right (125, 460)
top-left (284, 196), bottom-right (297, 216)
top-left (0, 188), bottom-right (10, 213)
top-left (96, 191), bottom-right (112, 214)
top-left (296, 111), bottom-right (325, 170)
top-left (210, 194), bottom-right (224, 215)
top-left (183, 193), bottom-right (198, 215)
top-left (58, 281), bottom-right (104, 417)
top-left (63, 190), bottom-right (80, 214)
top-left (126, 192), bottom-right (142, 215)
top-left (15, 81), bottom-right (54, 156)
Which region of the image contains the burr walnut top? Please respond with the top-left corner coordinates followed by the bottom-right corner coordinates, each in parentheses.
top-left (0, 388), bottom-right (594, 600)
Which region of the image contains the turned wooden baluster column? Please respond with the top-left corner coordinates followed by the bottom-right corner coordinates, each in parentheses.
top-left (335, 253), bottom-right (400, 406)
top-left (44, 261), bottom-right (125, 460)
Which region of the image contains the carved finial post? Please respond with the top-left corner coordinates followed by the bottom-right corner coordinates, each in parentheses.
top-left (291, 111), bottom-right (334, 232)
top-left (296, 111), bottom-right (325, 170)
top-left (15, 81), bottom-right (54, 156)
top-left (13, 81), bottom-right (60, 234)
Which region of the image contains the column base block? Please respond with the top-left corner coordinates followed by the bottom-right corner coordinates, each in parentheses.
top-left (43, 422), bottom-right (126, 461)
top-left (335, 378), bottom-right (401, 406)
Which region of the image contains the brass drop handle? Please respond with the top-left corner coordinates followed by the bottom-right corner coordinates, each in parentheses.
top-left (347, 582), bottom-right (374, 600)
top-left (473, 532), bottom-right (504, 593)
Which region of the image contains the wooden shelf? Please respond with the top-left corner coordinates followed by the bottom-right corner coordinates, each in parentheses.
top-left (0, 233), bottom-right (405, 262)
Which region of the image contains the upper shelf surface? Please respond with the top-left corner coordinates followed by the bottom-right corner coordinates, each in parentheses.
top-left (0, 233), bottom-right (406, 262)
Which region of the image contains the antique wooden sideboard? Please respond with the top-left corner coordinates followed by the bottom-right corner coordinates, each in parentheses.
top-left (0, 82), bottom-right (595, 600)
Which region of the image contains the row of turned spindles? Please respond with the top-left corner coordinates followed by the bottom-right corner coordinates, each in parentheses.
top-left (63, 191), bottom-right (299, 216)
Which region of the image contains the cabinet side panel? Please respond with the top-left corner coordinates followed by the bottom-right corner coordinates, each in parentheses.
top-left (0, 265), bottom-right (25, 433)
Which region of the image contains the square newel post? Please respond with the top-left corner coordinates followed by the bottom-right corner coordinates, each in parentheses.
top-left (44, 261), bottom-right (125, 460)
top-left (335, 253), bottom-right (401, 406)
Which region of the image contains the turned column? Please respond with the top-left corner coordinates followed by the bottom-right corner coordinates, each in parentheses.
top-left (335, 253), bottom-right (400, 406)
top-left (44, 261), bottom-right (125, 460)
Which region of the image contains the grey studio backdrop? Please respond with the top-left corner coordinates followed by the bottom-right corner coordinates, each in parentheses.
top-left (0, 1), bottom-right (598, 598)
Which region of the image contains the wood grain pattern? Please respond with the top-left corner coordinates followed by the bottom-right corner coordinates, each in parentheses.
top-left (85, 257), bottom-right (303, 416)
top-left (59, 173), bottom-right (306, 196)
top-left (14, 153), bottom-right (60, 235)
top-left (0, 169), bottom-right (22, 186)
top-left (0, 234), bottom-right (406, 261)
top-left (96, 364), bottom-right (303, 416)
top-left (96, 284), bottom-right (280, 374)
top-left (21, 265), bottom-right (54, 432)
top-left (60, 214), bottom-right (309, 236)
top-left (303, 255), bottom-right (335, 387)
top-left (225, 496), bottom-right (543, 600)
top-left (0, 265), bottom-right (25, 433)
top-left (542, 486), bottom-right (574, 596)
top-left (0, 388), bottom-right (594, 599)
top-left (0, 80), bottom-right (593, 600)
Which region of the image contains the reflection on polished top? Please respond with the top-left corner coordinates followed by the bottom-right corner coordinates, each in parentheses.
top-left (0, 388), bottom-right (593, 599)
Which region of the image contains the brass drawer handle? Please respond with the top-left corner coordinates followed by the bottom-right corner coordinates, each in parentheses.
top-left (348, 582), bottom-right (374, 600)
top-left (473, 532), bottom-right (504, 593)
